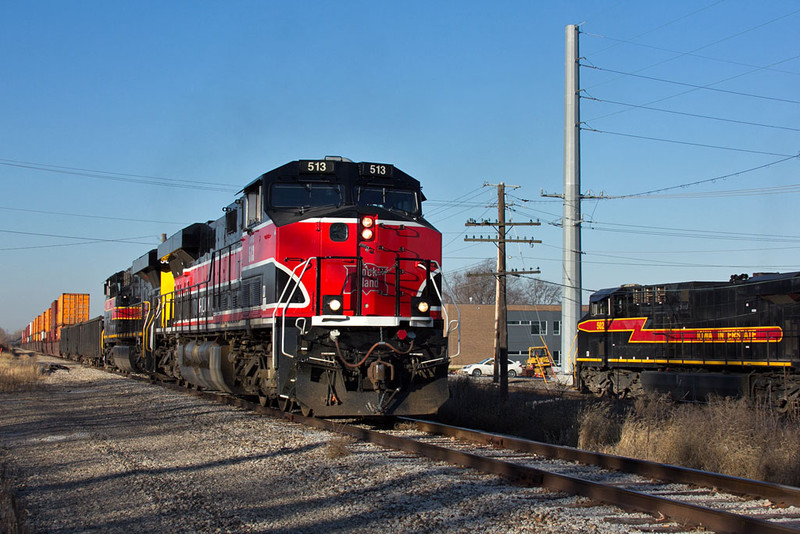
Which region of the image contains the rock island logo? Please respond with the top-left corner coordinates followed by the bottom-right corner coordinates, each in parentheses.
top-left (344, 263), bottom-right (389, 295)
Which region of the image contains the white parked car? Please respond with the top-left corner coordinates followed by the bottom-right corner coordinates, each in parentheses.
top-left (459, 358), bottom-right (523, 378)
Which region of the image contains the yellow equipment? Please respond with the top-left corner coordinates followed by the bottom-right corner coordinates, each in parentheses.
top-left (523, 346), bottom-right (555, 381)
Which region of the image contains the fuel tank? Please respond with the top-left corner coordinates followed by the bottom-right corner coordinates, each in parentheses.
top-left (177, 340), bottom-right (235, 393)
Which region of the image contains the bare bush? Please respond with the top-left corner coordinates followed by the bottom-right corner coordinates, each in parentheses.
top-left (446, 259), bottom-right (562, 305)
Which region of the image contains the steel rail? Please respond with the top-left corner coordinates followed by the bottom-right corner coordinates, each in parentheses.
top-left (295, 413), bottom-right (798, 534)
top-left (405, 418), bottom-right (800, 508)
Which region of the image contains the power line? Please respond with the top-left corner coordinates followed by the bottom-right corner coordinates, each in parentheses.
top-left (586, 34), bottom-right (800, 77)
top-left (472, 243), bottom-right (800, 273)
top-left (619, 183), bottom-right (800, 200)
top-left (580, 63), bottom-right (800, 105)
top-left (609, 153), bottom-right (799, 198)
top-left (0, 238), bottom-right (155, 251)
top-left (583, 256), bottom-right (800, 270)
top-left (0, 228), bottom-right (158, 244)
top-left (0, 158), bottom-right (239, 192)
top-left (426, 200), bottom-right (487, 208)
top-left (582, 1), bottom-right (724, 55)
top-left (425, 186), bottom-right (491, 218)
top-left (584, 220), bottom-right (800, 243)
top-left (603, 245), bottom-right (800, 256)
top-left (582, 95), bottom-right (800, 132)
top-left (581, 127), bottom-right (798, 158)
top-left (0, 205), bottom-right (188, 225)
top-left (582, 6), bottom-right (800, 94)
top-left (442, 206), bottom-right (494, 249)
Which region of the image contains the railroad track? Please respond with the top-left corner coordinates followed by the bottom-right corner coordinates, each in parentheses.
top-left (21, 350), bottom-right (800, 533)
top-left (384, 419), bottom-right (800, 533)
top-left (176, 383), bottom-right (800, 533)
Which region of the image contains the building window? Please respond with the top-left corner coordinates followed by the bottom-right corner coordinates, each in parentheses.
top-left (531, 321), bottom-right (547, 335)
top-left (552, 350), bottom-right (560, 365)
top-left (553, 320), bottom-right (561, 336)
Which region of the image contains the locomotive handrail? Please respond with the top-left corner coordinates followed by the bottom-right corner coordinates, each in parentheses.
top-left (273, 258), bottom-right (315, 366)
top-left (150, 298), bottom-right (163, 350)
top-left (432, 260), bottom-right (461, 360)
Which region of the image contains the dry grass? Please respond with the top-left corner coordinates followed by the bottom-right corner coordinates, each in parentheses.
top-left (0, 354), bottom-right (42, 392)
top-left (577, 401), bottom-right (621, 451)
top-left (441, 379), bottom-right (800, 485)
top-left (593, 395), bottom-right (800, 486)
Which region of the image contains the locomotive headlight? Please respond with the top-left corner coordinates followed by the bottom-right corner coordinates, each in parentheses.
top-left (323, 295), bottom-right (344, 314)
top-left (361, 227), bottom-right (374, 240)
top-left (411, 296), bottom-right (431, 316)
top-left (361, 216), bottom-right (374, 228)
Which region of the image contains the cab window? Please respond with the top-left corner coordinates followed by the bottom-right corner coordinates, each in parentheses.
top-left (271, 183), bottom-right (342, 209)
top-left (355, 186), bottom-right (419, 215)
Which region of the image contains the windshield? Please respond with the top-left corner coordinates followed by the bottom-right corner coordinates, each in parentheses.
top-left (271, 183), bottom-right (342, 209)
top-left (355, 186), bottom-right (419, 215)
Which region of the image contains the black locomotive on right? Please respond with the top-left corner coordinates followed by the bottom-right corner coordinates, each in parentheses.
top-left (577, 271), bottom-right (800, 411)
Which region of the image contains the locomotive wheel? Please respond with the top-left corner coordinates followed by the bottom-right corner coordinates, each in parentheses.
top-left (258, 396), bottom-right (268, 407)
top-left (281, 397), bottom-right (294, 413)
top-left (300, 404), bottom-right (313, 417)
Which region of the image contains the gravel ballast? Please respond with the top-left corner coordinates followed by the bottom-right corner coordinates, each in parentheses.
top-left (1, 357), bottom-right (670, 533)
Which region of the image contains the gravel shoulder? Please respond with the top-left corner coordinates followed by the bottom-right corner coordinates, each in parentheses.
top-left (1, 356), bottom-right (661, 533)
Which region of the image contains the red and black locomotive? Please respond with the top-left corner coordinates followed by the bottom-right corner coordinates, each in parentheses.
top-left (63, 157), bottom-right (454, 417)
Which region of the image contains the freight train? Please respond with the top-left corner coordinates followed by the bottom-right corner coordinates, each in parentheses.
top-left (577, 272), bottom-right (800, 412)
top-left (24, 157), bottom-right (456, 417)
top-left (21, 293), bottom-right (90, 355)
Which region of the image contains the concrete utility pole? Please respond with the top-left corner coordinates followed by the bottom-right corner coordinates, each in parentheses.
top-left (544, 25), bottom-right (606, 382)
top-left (562, 24), bottom-right (582, 382)
top-left (465, 183), bottom-right (540, 397)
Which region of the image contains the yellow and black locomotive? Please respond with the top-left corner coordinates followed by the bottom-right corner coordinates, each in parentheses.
top-left (577, 272), bottom-right (800, 411)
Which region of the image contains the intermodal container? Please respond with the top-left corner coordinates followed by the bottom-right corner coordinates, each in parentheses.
top-left (43, 308), bottom-right (52, 336)
top-left (57, 293), bottom-right (90, 326)
top-left (50, 300), bottom-right (58, 331)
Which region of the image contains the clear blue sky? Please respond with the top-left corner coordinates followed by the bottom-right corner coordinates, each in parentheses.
top-left (2, 1), bottom-right (798, 332)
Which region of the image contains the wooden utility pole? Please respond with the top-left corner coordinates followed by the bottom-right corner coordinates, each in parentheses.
top-left (465, 183), bottom-right (541, 397)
